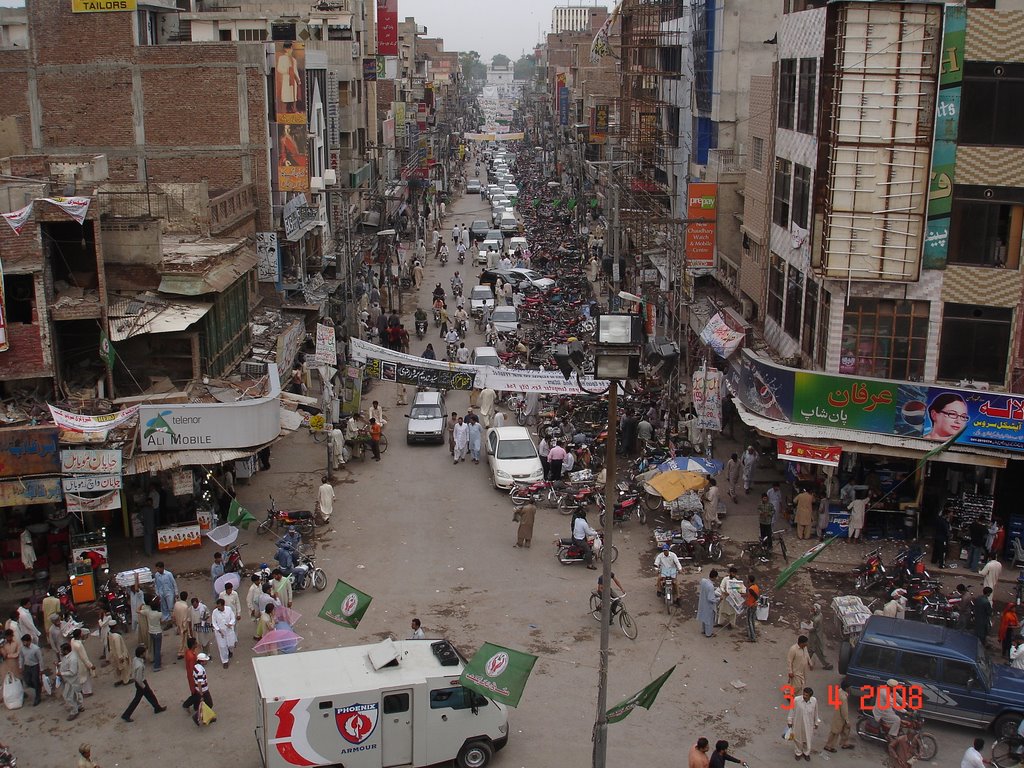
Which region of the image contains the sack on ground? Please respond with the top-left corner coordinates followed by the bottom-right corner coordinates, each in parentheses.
top-left (199, 701), bottom-right (217, 725)
top-left (3, 673), bottom-right (24, 709)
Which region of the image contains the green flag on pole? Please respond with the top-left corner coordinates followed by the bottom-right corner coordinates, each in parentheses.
top-left (459, 642), bottom-right (538, 708)
top-left (552, 198), bottom-right (562, 208)
top-left (567, 198), bottom-right (577, 210)
top-left (606, 665), bottom-right (676, 724)
top-left (99, 330), bottom-right (115, 369)
top-left (226, 499), bottom-right (256, 529)
top-left (319, 578), bottom-right (373, 629)
top-left (774, 536), bottom-right (839, 591)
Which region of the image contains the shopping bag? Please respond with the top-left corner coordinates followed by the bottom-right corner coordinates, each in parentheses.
top-left (199, 701), bottom-right (217, 725)
top-left (41, 673), bottom-right (52, 696)
top-left (3, 673), bottom-right (24, 709)
top-left (782, 726), bottom-right (793, 742)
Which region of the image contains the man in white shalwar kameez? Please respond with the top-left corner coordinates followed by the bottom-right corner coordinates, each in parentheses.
top-left (453, 418), bottom-right (470, 463)
top-left (317, 477), bottom-right (335, 523)
top-left (787, 687), bottom-right (821, 760)
top-left (211, 599), bottom-right (236, 669)
top-left (479, 388), bottom-right (496, 428)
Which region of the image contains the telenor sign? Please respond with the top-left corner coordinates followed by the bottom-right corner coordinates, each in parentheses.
top-left (72, 0), bottom-right (138, 12)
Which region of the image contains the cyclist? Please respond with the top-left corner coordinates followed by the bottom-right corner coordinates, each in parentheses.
top-left (595, 572), bottom-right (625, 625)
top-left (655, 544), bottom-right (682, 598)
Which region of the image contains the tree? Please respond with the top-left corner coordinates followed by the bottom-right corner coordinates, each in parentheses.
top-left (491, 53), bottom-right (511, 69)
top-left (513, 54), bottom-right (536, 82)
top-left (460, 51), bottom-right (481, 82)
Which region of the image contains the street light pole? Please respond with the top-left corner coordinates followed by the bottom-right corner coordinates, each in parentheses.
top-left (592, 380), bottom-right (618, 768)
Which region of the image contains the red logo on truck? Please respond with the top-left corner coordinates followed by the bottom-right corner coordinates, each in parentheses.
top-left (336, 703), bottom-right (379, 744)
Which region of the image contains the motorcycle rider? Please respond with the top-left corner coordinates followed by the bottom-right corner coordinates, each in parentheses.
top-left (655, 543), bottom-right (683, 597)
top-left (572, 509), bottom-right (600, 570)
top-left (278, 526), bottom-right (301, 554)
top-left (414, 306), bottom-right (428, 337)
top-left (454, 306), bottom-right (469, 337)
top-left (432, 283), bottom-right (445, 303)
top-left (455, 342), bottom-right (471, 364)
top-left (451, 272), bottom-right (463, 295)
top-left (873, 678), bottom-right (906, 743)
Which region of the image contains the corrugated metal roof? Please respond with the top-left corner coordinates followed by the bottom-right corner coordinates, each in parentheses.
top-left (108, 294), bottom-right (212, 341)
top-left (158, 248), bottom-right (258, 296)
top-left (734, 400), bottom-right (1010, 468)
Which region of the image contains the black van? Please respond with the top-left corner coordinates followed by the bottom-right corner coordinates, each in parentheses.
top-left (840, 616), bottom-right (1024, 736)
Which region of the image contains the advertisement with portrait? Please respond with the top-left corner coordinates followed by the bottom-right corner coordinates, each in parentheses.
top-left (274, 42), bottom-right (306, 124)
top-left (276, 124), bottom-right (309, 192)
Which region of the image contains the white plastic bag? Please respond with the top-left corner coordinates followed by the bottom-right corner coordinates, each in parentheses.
top-left (41, 673), bottom-right (52, 696)
top-left (782, 726), bottom-right (793, 742)
top-left (3, 673), bottom-right (24, 709)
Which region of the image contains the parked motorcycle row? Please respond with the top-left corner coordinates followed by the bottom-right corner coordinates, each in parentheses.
top-left (852, 544), bottom-right (969, 626)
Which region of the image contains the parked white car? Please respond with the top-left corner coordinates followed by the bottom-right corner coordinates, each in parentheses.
top-left (469, 285), bottom-right (495, 316)
top-left (485, 426), bottom-right (543, 489)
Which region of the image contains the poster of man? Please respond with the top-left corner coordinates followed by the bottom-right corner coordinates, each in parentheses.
top-left (276, 123), bottom-right (309, 192)
top-left (275, 42), bottom-right (306, 123)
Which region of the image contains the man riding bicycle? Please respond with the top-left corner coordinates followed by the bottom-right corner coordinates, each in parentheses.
top-left (655, 544), bottom-right (683, 597)
top-left (595, 572), bottom-right (625, 626)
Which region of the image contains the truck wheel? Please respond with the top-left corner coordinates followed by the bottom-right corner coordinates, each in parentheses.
top-left (838, 640), bottom-right (852, 675)
top-left (994, 713), bottom-right (1023, 739)
top-left (456, 740), bottom-right (493, 768)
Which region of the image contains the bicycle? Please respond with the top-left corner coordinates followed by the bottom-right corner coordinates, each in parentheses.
top-left (993, 731), bottom-right (1024, 767)
top-left (308, 414), bottom-right (330, 444)
top-left (589, 592), bottom-right (638, 639)
top-left (743, 529), bottom-right (789, 563)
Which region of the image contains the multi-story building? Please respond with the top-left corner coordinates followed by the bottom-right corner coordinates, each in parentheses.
top-left (552, 5), bottom-right (605, 34)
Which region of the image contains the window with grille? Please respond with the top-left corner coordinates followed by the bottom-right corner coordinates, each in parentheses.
top-left (750, 137), bottom-right (764, 171)
top-left (767, 253), bottom-right (784, 323)
top-left (237, 28), bottom-right (268, 42)
top-left (778, 59), bottom-right (796, 130)
top-left (840, 298), bottom-right (930, 380)
top-left (796, 58), bottom-right (817, 134)
top-left (784, 264), bottom-right (804, 338)
top-left (773, 159), bottom-right (791, 228)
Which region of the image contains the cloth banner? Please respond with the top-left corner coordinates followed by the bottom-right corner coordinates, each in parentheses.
top-left (700, 313), bottom-right (745, 358)
top-left (319, 578), bottom-right (372, 629)
top-left (49, 404), bottom-right (139, 433)
top-left (65, 489), bottom-right (121, 513)
top-left (99, 330), bottom-right (115, 369)
top-left (776, 439), bottom-right (842, 468)
top-left (40, 196), bottom-right (91, 224)
top-left (314, 323), bottom-right (337, 365)
top-left (606, 665), bottom-right (676, 724)
top-left (692, 367), bottom-right (723, 431)
top-left (226, 499), bottom-right (256, 529)
top-left (2, 202), bottom-right (33, 235)
top-left (459, 642), bottom-right (538, 708)
top-left (350, 339), bottom-right (611, 395)
top-left (590, 1), bottom-right (622, 63)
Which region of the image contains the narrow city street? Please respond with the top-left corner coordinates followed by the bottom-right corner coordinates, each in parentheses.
top-left (1, 181), bottom-right (974, 768)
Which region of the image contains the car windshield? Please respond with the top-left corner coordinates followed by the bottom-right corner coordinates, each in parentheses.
top-left (410, 406), bottom-right (443, 420)
top-left (492, 308), bottom-right (516, 321)
top-left (475, 355), bottom-right (500, 367)
top-left (496, 439), bottom-right (537, 460)
top-left (471, 287), bottom-right (492, 300)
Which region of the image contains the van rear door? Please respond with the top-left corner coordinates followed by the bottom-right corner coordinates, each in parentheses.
top-left (382, 690), bottom-right (414, 767)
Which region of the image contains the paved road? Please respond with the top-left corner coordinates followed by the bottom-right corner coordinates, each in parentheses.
top-left (5, 177), bottom-right (976, 767)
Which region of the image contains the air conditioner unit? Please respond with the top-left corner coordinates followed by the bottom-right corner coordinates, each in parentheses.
top-left (310, 176), bottom-right (325, 192)
top-left (323, 169), bottom-right (337, 186)
top-left (241, 360), bottom-right (268, 377)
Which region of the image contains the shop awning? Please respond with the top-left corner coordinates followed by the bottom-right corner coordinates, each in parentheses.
top-left (108, 295), bottom-right (212, 341)
top-left (123, 447), bottom-right (259, 475)
top-left (734, 399), bottom-right (1009, 469)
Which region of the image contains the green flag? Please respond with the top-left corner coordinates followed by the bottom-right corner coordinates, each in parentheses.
top-left (552, 198), bottom-right (562, 208)
top-left (774, 536), bottom-right (838, 590)
top-left (459, 642), bottom-right (537, 708)
top-left (99, 330), bottom-right (115, 369)
top-left (319, 578), bottom-right (373, 629)
top-left (567, 199), bottom-right (577, 210)
top-left (226, 499), bottom-right (256, 529)
top-left (606, 666), bottom-right (676, 724)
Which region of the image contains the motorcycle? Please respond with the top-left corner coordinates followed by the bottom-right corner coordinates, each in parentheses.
top-left (97, 580), bottom-right (130, 628)
top-left (457, 250), bottom-right (465, 264)
top-left (509, 480), bottom-right (561, 508)
top-left (440, 251), bottom-right (448, 266)
top-left (664, 530), bottom-right (726, 563)
top-left (555, 533), bottom-right (618, 565)
top-left (260, 548), bottom-right (327, 592)
top-left (0, 745), bottom-right (16, 768)
top-left (855, 710), bottom-right (937, 761)
top-left (446, 341), bottom-right (459, 361)
top-left (599, 487), bottom-right (647, 526)
top-left (456, 318), bottom-right (468, 338)
top-left (657, 571), bottom-right (678, 613)
top-left (224, 542), bottom-right (247, 576)
top-left (415, 319), bottom-right (427, 339)
top-left (920, 586), bottom-right (970, 626)
top-left (853, 547), bottom-right (887, 591)
top-left (556, 485), bottom-right (604, 516)
top-left (257, 496), bottom-right (314, 537)
top-left (51, 583), bottom-right (78, 621)
top-left (433, 307), bottom-right (442, 327)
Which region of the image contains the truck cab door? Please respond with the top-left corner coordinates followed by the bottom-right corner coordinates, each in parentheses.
top-left (382, 690), bottom-right (414, 767)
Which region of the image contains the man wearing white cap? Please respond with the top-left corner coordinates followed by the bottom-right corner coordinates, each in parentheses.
top-left (873, 680), bottom-right (905, 741)
top-left (190, 652), bottom-right (213, 725)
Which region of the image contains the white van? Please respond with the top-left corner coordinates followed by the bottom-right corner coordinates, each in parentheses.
top-left (253, 638), bottom-right (509, 768)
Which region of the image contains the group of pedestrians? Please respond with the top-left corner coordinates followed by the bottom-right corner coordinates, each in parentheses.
top-left (448, 411), bottom-right (483, 464)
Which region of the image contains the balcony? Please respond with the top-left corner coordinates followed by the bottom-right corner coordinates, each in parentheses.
top-left (209, 184), bottom-right (258, 236)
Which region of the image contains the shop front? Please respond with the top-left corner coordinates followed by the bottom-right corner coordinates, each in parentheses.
top-left (725, 350), bottom-right (1019, 554)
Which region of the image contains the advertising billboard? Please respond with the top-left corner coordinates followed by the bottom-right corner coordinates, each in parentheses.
top-left (276, 124), bottom-right (309, 192)
top-left (274, 43), bottom-right (306, 125)
top-left (377, 0), bottom-right (399, 56)
top-left (685, 183), bottom-right (717, 269)
top-left (727, 349), bottom-right (1024, 453)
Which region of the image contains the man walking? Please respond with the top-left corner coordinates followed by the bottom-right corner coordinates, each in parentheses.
top-left (514, 502), bottom-right (536, 548)
top-left (807, 603), bottom-right (834, 670)
top-left (219, 582), bottom-right (242, 625)
top-left (189, 652), bottom-right (214, 726)
top-left (317, 475), bottom-right (336, 522)
top-left (709, 740), bottom-right (748, 768)
top-left (973, 587), bottom-right (993, 645)
top-left (745, 575), bottom-right (760, 641)
top-left (757, 494), bottom-right (774, 548)
top-left (145, 595), bottom-right (164, 671)
top-left (172, 591), bottom-right (191, 659)
top-left (210, 552), bottom-right (225, 601)
top-left (787, 635), bottom-right (814, 692)
top-left (980, 556), bottom-right (1003, 592)
top-left (58, 642), bottom-right (84, 721)
top-left (18, 633), bottom-right (42, 706)
top-left (823, 684), bottom-right (854, 752)
top-left (211, 598), bottom-right (237, 669)
top-left (152, 562), bottom-right (177, 623)
top-left (787, 687), bottom-right (820, 761)
top-left (547, 440), bottom-right (566, 482)
top-left (931, 510), bottom-right (950, 568)
top-left (793, 487), bottom-right (815, 540)
top-left (16, 598), bottom-right (39, 644)
top-left (121, 645), bottom-right (166, 722)
top-left (271, 568), bottom-right (293, 609)
top-left (452, 416), bottom-right (469, 464)
top-left (697, 570), bottom-right (720, 637)
top-left (741, 446), bottom-right (759, 493)
top-left (467, 415), bottom-right (483, 464)
top-left (725, 453), bottom-right (740, 502)
top-left (767, 482), bottom-right (785, 529)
